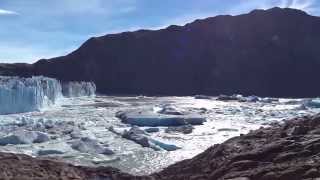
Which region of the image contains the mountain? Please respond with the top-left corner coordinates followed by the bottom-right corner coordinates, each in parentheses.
top-left (2, 7), bottom-right (320, 97)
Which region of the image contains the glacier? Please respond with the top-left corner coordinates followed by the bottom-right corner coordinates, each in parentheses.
top-left (0, 76), bottom-right (62, 114)
top-left (62, 81), bottom-right (96, 97)
top-left (0, 76), bottom-right (96, 115)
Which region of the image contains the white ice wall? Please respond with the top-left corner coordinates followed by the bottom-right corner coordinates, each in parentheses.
top-left (62, 81), bottom-right (96, 97)
top-left (0, 76), bottom-right (96, 115)
top-left (0, 76), bottom-right (62, 114)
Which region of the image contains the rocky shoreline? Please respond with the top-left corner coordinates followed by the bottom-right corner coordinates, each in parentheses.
top-left (1, 113), bottom-right (320, 180)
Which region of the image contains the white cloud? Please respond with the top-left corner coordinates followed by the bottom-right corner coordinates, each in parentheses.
top-left (0, 9), bottom-right (18, 15)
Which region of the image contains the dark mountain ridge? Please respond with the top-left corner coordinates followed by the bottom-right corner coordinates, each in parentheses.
top-left (2, 7), bottom-right (320, 97)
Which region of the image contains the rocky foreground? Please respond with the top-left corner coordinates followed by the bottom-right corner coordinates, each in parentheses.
top-left (1, 114), bottom-right (320, 180)
top-left (155, 114), bottom-right (320, 180)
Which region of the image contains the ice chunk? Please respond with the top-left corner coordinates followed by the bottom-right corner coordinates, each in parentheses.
top-left (246, 95), bottom-right (260, 102)
top-left (62, 81), bottom-right (96, 97)
top-left (37, 149), bottom-right (65, 156)
top-left (70, 137), bottom-right (114, 155)
top-left (194, 95), bottom-right (212, 99)
top-left (116, 110), bottom-right (205, 127)
top-left (0, 130), bottom-right (50, 145)
top-left (155, 104), bottom-right (184, 115)
top-left (260, 97), bottom-right (278, 103)
top-left (122, 127), bottom-right (150, 147)
top-left (145, 128), bottom-right (160, 133)
top-left (217, 128), bottom-right (239, 132)
top-left (122, 127), bottom-right (180, 151)
top-left (217, 94), bottom-right (262, 102)
top-left (149, 139), bottom-right (181, 151)
top-left (217, 94), bottom-right (241, 101)
top-left (165, 125), bottom-right (194, 134)
top-left (303, 99), bottom-right (320, 109)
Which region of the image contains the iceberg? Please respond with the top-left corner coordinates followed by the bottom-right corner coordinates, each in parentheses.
top-left (116, 110), bottom-right (205, 127)
top-left (302, 99), bottom-right (320, 109)
top-left (70, 137), bottom-right (114, 155)
top-left (0, 130), bottom-right (50, 145)
top-left (122, 127), bottom-right (180, 151)
top-left (62, 81), bottom-right (96, 97)
top-left (149, 139), bottom-right (181, 151)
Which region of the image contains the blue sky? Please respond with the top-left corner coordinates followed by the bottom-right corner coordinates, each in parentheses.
top-left (0, 0), bottom-right (319, 63)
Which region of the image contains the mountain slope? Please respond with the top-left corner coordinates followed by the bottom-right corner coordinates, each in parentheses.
top-left (3, 7), bottom-right (320, 97)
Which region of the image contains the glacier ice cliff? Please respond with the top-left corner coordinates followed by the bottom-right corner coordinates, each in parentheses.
top-left (0, 76), bottom-right (96, 115)
top-left (62, 81), bottom-right (96, 97)
top-left (0, 76), bottom-right (62, 114)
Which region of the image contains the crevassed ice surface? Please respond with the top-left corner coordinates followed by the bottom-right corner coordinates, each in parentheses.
top-left (0, 95), bottom-right (319, 175)
top-left (0, 76), bottom-right (96, 115)
top-left (0, 76), bottom-right (62, 114)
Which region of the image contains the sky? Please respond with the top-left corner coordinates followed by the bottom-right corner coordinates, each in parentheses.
top-left (0, 0), bottom-right (319, 63)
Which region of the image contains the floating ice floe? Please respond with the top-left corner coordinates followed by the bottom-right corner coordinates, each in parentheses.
top-left (165, 125), bottom-right (194, 134)
top-left (122, 126), bottom-right (180, 151)
top-left (37, 149), bottom-right (65, 156)
top-left (145, 127), bottom-right (160, 133)
top-left (303, 99), bottom-right (320, 109)
top-left (194, 95), bottom-right (212, 99)
top-left (116, 110), bottom-right (205, 127)
top-left (154, 104), bottom-right (186, 115)
top-left (216, 94), bottom-right (279, 103)
top-left (0, 130), bottom-right (50, 145)
top-left (70, 137), bottom-right (114, 155)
